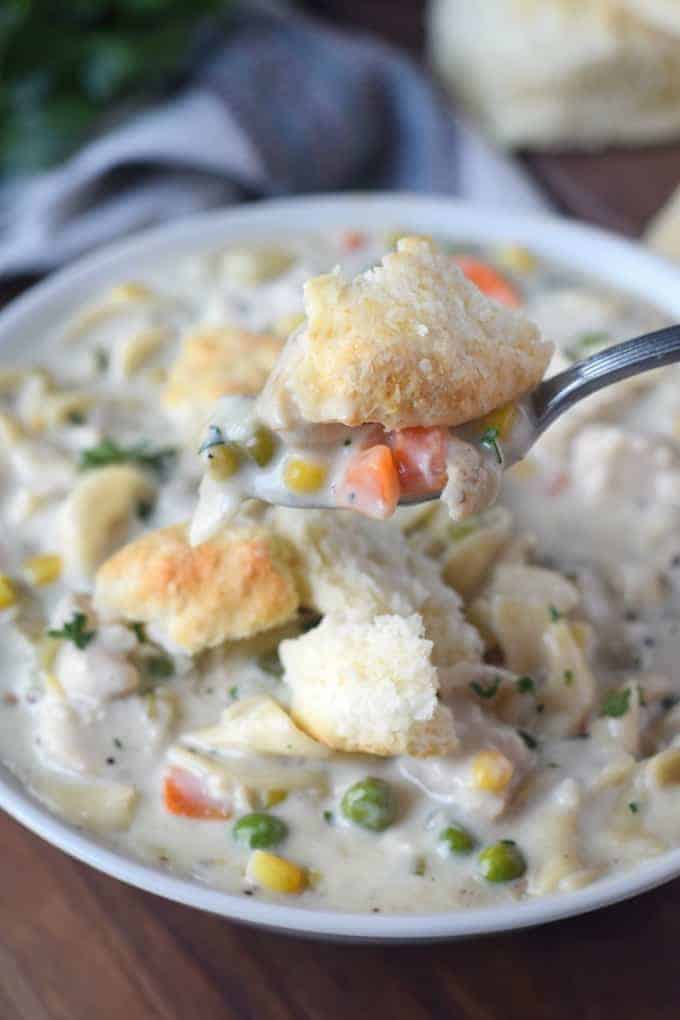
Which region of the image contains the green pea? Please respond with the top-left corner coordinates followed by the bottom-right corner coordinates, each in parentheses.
top-left (439, 824), bottom-right (476, 856)
top-left (245, 426), bottom-right (276, 467)
top-left (477, 840), bottom-right (526, 883)
top-left (341, 778), bottom-right (397, 832)
top-left (233, 812), bottom-right (288, 849)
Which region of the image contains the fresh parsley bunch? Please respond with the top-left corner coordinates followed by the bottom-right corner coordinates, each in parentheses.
top-left (0, 0), bottom-right (230, 177)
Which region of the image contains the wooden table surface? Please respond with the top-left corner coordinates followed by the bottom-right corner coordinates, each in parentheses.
top-left (2, 5), bottom-right (680, 1019)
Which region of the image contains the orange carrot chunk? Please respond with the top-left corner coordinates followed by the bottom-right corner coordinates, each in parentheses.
top-left (340, 444), bottom-right (400, 519)
top-left (163, 768), bottom-right (231, 820)
top-left (454, 255), bottom-right (521, 308)
top-left (388, 427), bottom-right (449, 497)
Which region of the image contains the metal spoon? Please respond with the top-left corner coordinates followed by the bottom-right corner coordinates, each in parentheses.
top-left (400, 323), bottom-right (680, 506)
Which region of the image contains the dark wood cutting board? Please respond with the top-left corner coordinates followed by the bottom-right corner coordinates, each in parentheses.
top-left (1, 4), bottom-right (680, 1018)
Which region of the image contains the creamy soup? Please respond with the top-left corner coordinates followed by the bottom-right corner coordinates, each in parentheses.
top-left (1, 228), bottom-right (679, 914)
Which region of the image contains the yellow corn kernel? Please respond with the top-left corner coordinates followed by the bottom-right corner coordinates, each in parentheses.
top-left (648, 748), bottom-right (680, 787)
top-left (0, 575), bottom-right (17, 610)
top-left (207, 444), bottom-right (241, 481)
top-left (222, 247), bottom-right (294, 286)
top-left (273, 311), bottom-right (305, 338)
top-left (246, 850), bottom-right (307, 894)
top-left (471, 749), bottom-right (514, 793)
top-left (478, 403), bottom-right (517, 442)
top-left (23, 554), bottom-right (62, 587)
top-left (43, 671), bottom-right (65, 699)
top-left (283, 458), bottom-right (327, 494)
top-left (495, 244), bottom-right (537, 274)
top-left (264, 789), bottom-right (288, 808)
top-left (570, 620), bottom-right (593, 653)
top-left (109, 282), bottom-right (153, 303)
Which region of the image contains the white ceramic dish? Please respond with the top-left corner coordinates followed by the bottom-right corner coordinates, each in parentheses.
top-left (2, 193), bottom-right (680, 942)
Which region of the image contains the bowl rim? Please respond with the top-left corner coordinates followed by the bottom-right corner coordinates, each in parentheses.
top-left (2, 191), bottom-right (680, 942)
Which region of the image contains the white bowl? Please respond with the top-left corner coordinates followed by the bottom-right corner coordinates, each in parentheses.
top-left (2, 193), bottom-right (680, 941)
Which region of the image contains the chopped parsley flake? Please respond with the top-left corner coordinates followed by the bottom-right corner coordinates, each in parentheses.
top-left (198, 426), bottom-right (225, 454)
top-left (229, 685), bottom-right (239, 700)
top-left (516, 675), bottom-right (535, 694)
top-left (470, 676), bottom-right (501, 699)
top-left (601, 688), bottom-right (631, 718)
top-left (549, 605), bottom-right (562, 622)
top-left (323, 810), bottom-right (334, 824)
top-left (146, 656), bottom-right (174, 679)
top-left (48, 612), bottom-right (96, 650)
top-left (79, 437), bottom-right (177, 477)
top-left (113, 738), bottom-right (123, 750)
top-left (413, 856), bottom-right (427, 877)
top-left (628, 802), bottom-right (639, 814)
top-left (130, 622), bottom-right (147, 643)
top-left (480, 426), bottom-right (503, 464)
top-left (563, 669), bottom-right (574, 686)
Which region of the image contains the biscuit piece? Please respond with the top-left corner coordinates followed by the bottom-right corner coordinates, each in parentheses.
top-left (621, 0), bottom-right (680, 36)
top-left (272, 507), bottom-right (483, 667)
top-left (163, 326), bottom-right (283, 433)
top-left (428, 0), bottom-right (680, 149)
top-left (94, 523), bottom-right (299, 653)
top-left (281, 614), bottom-right (458, 756)
top-left (257, 237), bottom-right (550, 431)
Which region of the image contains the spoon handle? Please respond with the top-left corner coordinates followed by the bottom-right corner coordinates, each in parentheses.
top-left (530, 324), bottom-right (680, 435)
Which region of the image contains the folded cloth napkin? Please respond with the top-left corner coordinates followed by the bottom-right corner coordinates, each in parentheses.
top-left (0, 4), bottom-right (548, 280)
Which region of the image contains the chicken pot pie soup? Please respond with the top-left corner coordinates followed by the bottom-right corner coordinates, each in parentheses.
top-left (0, 227), bottom-right (678, 914)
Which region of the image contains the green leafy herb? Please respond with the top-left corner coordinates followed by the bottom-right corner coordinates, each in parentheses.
top-left (518, 730), bottom-right (538, 750)
top-left (549, 605), bottom-right (562, 622)
top-left (470, 676), bottom-right (501, 700)
top-left (563, 669), bottom-right (574, 686)
top-left (130, 622), bottom-right (147, 643)
top-left (516, 675), bottom-right (535, 695)
top-left (413, 855), bottom-right (427, 877)
top-left (601, 688), bottom-right (631, 718)
top-left (628, 801), bottom-right (639, 814)
top-left (113, 737), bottom-right (123, 750)
top-left (0, 1), bottom-right (230, 178)
top-left (198, 425), bottom-right (225, 455)
top-left (323, 810), bottom-right (334, 824)
top-left (48, 612), bottom-right (96, 649)
top-left (229, 685), bottom-right (239, 700)
top-left (146, 655), bottom-right (174, 679)
top-left (79, 437), bottom-right (177, 477)
top-left (480, 426), bottom-right (503, 465)
top-left (67, 411), bottom-right (86, 425)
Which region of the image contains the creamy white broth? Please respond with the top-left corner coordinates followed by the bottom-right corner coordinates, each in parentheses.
top-left (1, 228), bottom-right (679, 914)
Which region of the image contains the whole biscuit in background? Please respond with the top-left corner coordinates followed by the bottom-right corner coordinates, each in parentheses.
top-left (428, 0), bottom-right (680, 149)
